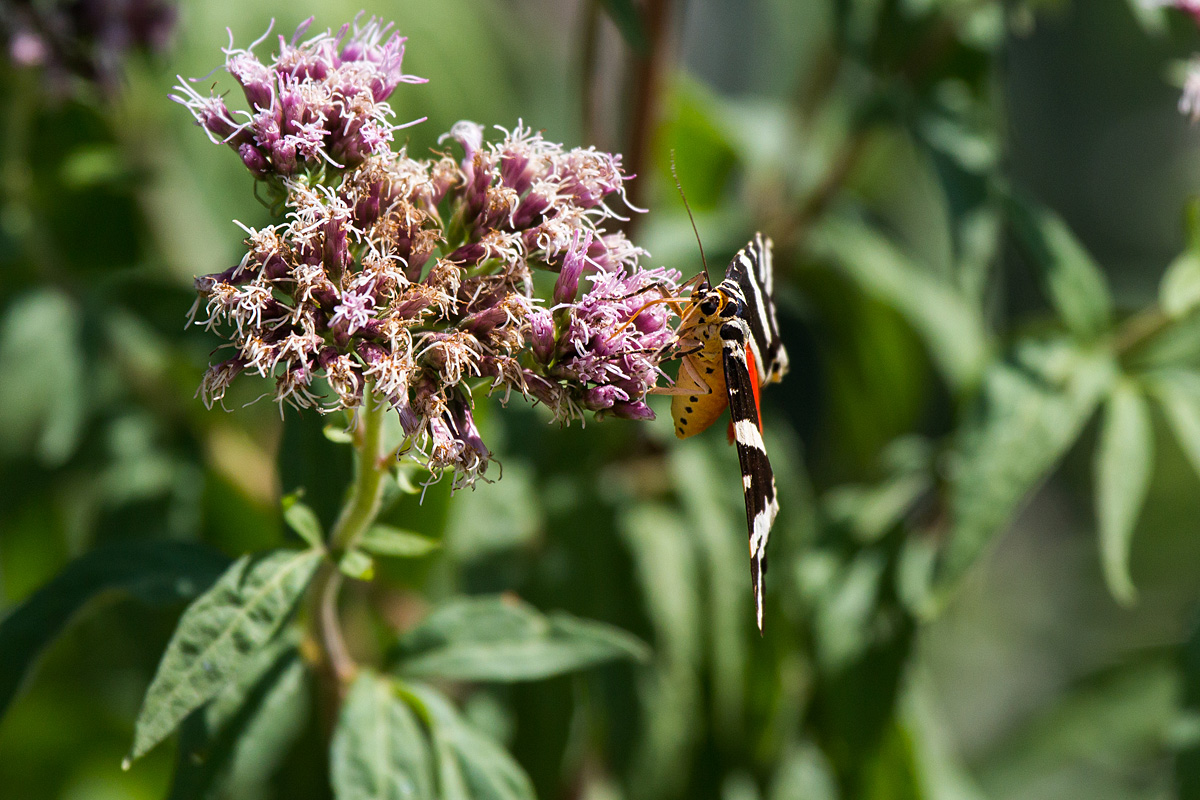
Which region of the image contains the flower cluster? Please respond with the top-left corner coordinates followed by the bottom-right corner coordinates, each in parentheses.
top-left (184, 21), bottom-right (679, 489)
top-left (172, 16), bottom-right (425, 178)
top-left (2, 0), bottom-right (176, 93)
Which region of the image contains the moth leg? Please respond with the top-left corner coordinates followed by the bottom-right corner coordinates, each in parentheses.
top-left (650, 355), bottom-right (715, 396)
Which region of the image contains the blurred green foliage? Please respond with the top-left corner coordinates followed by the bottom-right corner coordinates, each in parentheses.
top-left (8, 0), bottom-right (1200, 799)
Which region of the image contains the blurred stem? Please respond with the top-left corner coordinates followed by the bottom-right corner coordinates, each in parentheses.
top-left (580, 0), bottom-right (601, 146)
top-left (623, 0), bottom-right (672, 222)
top-left (1114, 307), bottom-right (1173, 358)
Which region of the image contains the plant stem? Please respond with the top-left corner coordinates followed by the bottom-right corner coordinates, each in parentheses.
top-left (330, 389), bottom-right (388, 551)
top-left (310, 388), bottom-right (389, 711)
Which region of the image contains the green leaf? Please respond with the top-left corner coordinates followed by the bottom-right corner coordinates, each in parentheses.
top-left (126, 547), bottom-right (323, 765)
top-left (332, 671), bottom-right (434, 800)
top-left (393, 596), bottom-right (649, 682)
top-left (0, 541), bottom-right (228, 722)
top-left (0, 289), bottom-right (86, 465)
top-left (597, 0), bottom-right (647, 54)
top-left (1160, 254), bottom-right (1200, 320)
top-left (405, 683), bottom-right (535, 800)
top-left (1094, 379), bottom-right (1154, 605)
top-left (668, 442), bottom-right (747, 733)
top-left (1004, 191), bottom-right (1113, 339)
top-left (768, 743), bottom-right (839, 800)
top-left (810, 217), bottom-right (989, 392)
top-left (939, 341), bottom-right (1114, 591)
top-left (618, 504), bottom-right (703, 799)
top-left (1150, 371), bottom-right (1200, 481)
top-left (169, 639), bottom-right (308, 800)
top-left (282, 493), bottom-right (324, 548)
top-left (360, 525), bottom-right (440, 559)
top-left (339, 549), bottom-right (376, 581)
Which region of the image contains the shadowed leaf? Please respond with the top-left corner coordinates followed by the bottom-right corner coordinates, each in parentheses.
top-left (332, 671), bottom-right (434, 800)
top-left (938, 340), bottom-right (1114, 592)
top-left (393, 596), bottom-right (649, 682)
top-left (405, 683), bottom-right (535, 800)
top-left (0, 541), bottom-right (228, 722)
top-left (126, 547), bottom-right (322, 764)
top-left (811, 216), bottom-right (989, 392)
top-left (1004, 191), bottom-right (1113, 339)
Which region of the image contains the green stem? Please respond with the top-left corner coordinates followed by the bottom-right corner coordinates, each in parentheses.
top-left (330, 388), bottom-right (388, 552)
top-left (310, 388), bottom-right (389, 709)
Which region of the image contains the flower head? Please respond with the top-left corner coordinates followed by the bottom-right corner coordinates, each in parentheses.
top-left (172, 16), bottom-right (426, 178)
top-left (184, 19), bottom-right (679, 490)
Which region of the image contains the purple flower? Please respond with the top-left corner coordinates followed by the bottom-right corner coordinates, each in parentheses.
top-left (553, 229), bottom-right (593, 304)
top-left (534, 262), bottom-right (680, 421)
top-left (185, 39), bottom-right (677, 488)
top-left (172, 15), bottom-right (426, 178)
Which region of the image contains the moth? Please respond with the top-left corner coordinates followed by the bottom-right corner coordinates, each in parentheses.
top-left (656, 233), bottom-right (789, 632)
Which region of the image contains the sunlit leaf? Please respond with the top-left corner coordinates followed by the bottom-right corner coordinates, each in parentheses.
top-left (126, 548), bottom-right (323, 764)
top-left (0, 541), bottom-right (228, 722)
top-left (1150, 370), bottom-right (1200, 481)
top-left (810, 216), bottom-right (989, 392)
top-left (1094, 380), bottom-right (1154, 605)
top-left (1161, 255), bottom-right (1200, 320)
top-left (332, 671), bottom-right (434, 800)
top-left (339, 549), bottom-right (376, 581)
top-left (768, 743), bottom-right (839, 800)
top-left (281, 492), bottom-right (324, 549)
top-left (361, 525), bottom-right (440, 559)
top-left (405, 683), bottom-right (535, 800)
top-left (393, 596), bottom-right (648, 682)
top-left (1004, 191), bottom-right (1113, 339)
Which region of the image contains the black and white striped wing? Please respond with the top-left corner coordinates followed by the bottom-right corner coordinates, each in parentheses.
top-left (727, 233), bottom-right (788, 386)
top-left (720, 318), bottom-right (780, 634)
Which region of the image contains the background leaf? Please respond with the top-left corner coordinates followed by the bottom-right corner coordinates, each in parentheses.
top-left (126, 547), bottom-right (322, 764)
top-left (393, 596), bottom-right (649, 682)
top-left (0, 541), bottom-right (228, 722)
top-left (1094, 379), bottom-right (1154, 605)
top-left (1004, 192), bottom-right (1113, 339)
top-left (939, 341), bottom-right (1115, 590)
top-left (810, 216), bottom-right (989, 392)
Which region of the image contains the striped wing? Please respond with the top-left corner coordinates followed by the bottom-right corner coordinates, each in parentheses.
top-left (726, 234), bottom-right (788, 386)
top-left (720, 317), bottom-right (779, 634)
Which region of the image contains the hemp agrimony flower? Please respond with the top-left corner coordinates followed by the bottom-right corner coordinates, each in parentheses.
top-left (183, 19), bottom-right (678, 490)
top-left (172, 16), bottom-right (426, 178)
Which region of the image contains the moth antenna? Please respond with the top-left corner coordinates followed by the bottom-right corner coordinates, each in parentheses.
top-left (670, 151), bottom-right (711, 285)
